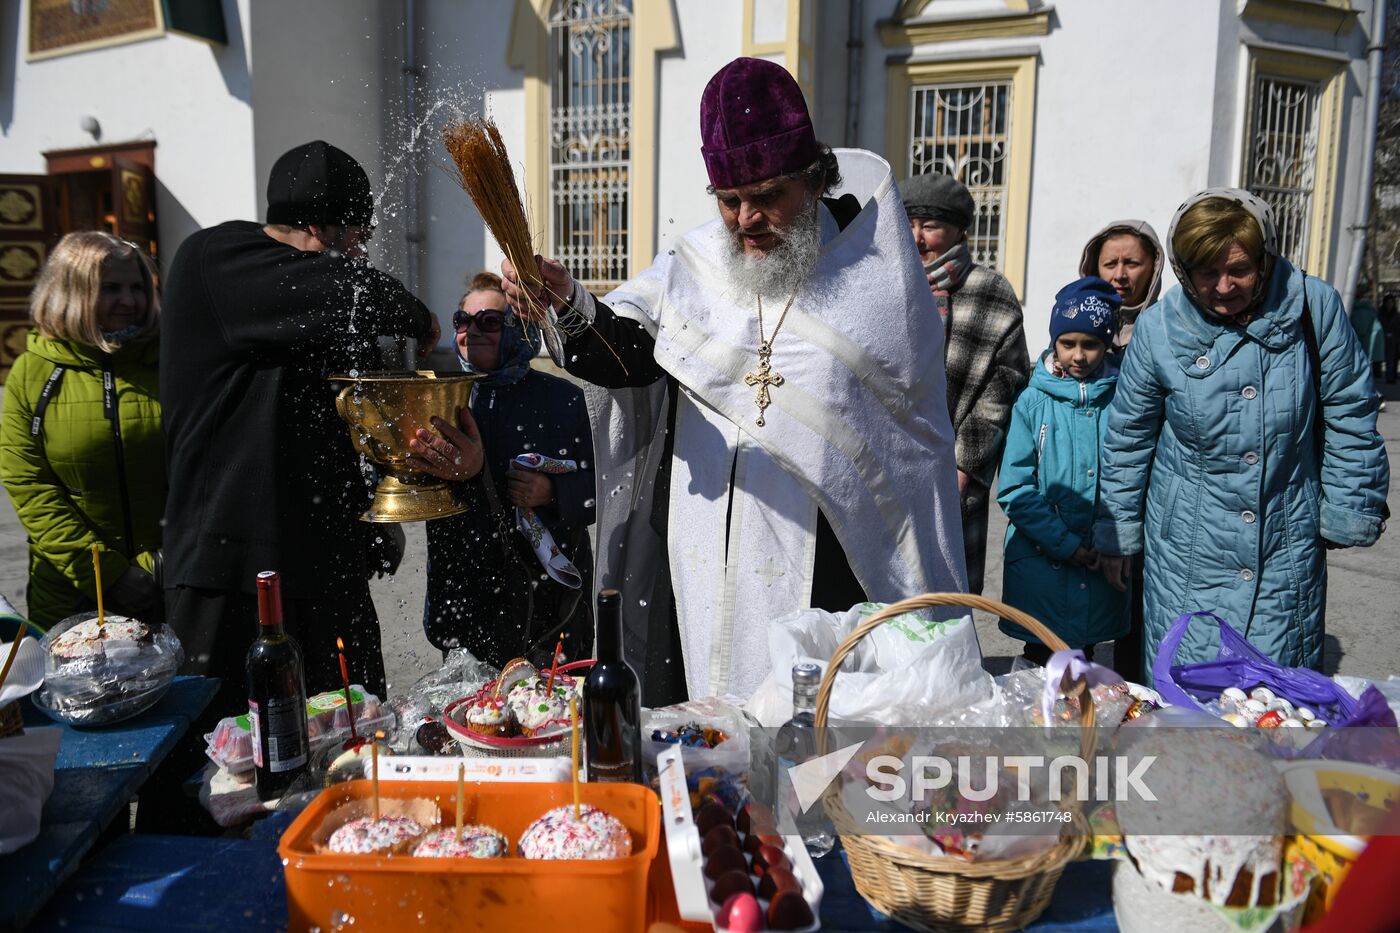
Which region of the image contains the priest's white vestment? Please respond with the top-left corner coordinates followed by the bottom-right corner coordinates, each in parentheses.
top-left (574, 149), bottom-right (968, 701)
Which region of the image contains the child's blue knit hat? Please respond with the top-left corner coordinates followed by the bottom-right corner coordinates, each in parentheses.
top-left (1050, 276), bottom-right (1121, 344)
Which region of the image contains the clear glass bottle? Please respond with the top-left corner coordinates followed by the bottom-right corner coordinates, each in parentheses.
top-left (776, 661), bottom-right (836, 858)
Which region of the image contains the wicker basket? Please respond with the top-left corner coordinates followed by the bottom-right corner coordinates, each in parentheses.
top-left (814, 593), bottom-right (1097, 933)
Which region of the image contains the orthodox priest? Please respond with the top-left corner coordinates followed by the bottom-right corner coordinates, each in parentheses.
top-left (501, 58), bottom-right (966, 704)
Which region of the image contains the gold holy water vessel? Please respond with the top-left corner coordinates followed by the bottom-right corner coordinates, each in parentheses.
top-left (329, 370), bottom-right (482, 522)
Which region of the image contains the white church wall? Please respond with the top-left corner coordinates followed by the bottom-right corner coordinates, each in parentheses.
top-left (0, 0), bottom-right (257, 273)
top-left (1020, 0), bottom-right (1225, 339)
top-left (246, 1), bottom-right (387, 256)
top-left (410, 0), bottom-right (520, 333)
top-left (654, 0), bottom-right (746, 260)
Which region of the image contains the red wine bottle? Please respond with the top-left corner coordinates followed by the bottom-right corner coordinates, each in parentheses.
top-left (583, 589), bottom-right (643, 783)
top-left (246, 571), bottom-right (310, 800)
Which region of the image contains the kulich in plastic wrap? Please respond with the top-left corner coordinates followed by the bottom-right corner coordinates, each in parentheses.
top-left (35, 611), bottom-right (183, 725)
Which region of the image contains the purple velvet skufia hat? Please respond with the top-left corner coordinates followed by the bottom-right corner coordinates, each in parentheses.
top-left (700, 57), bottom-right (820, 189)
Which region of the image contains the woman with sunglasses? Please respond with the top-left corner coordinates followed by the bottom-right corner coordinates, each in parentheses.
top-left (421, 272), bottom-right (596, 668)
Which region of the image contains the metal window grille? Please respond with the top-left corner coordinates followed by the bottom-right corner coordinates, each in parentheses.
top-left (908, 80), bottom-right (1012, 271)
top-left (1244, 74), bottom-right (1321, 266)
top-left (549, 0), bottom-right (632, 293)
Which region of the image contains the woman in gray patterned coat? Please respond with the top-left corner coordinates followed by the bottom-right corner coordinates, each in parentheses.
top-left (903, 173), bottom-right (1030, 593)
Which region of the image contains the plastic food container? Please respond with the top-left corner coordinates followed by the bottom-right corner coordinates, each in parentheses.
top-left (204, 686), bottom-right (394, 774)
top-left (441, 660), bottom-right (591, 759)
top-left (658, 746), bottom-right (823, 931)
top-left (1281, 760), bottom-right (1400, 922)
top-left (278, 778), bottom-right (659, 932)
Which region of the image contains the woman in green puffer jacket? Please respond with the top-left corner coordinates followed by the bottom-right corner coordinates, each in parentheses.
top-left (1, 231), bottom-right (166, 628)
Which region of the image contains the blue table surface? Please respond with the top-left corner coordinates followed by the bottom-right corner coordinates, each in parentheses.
top-left (0, 676), bottom-right (218, 933)
top-left (33, 820), bottom-right (1116, 933)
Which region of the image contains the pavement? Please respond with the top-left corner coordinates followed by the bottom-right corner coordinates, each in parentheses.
top-left (1, 378), bottom-right (1397, 697)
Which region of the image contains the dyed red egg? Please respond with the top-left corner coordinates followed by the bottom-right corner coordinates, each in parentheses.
top-left (702, 824), bottom-right (741, 857)
top-left (696, 802), bottom-right (735, 837)
top-left (720, 892), bottom-right (766, 933)
top-left (752, 843), bottom-right (791, 878)
top-left (767, 889), bottom-right (815, 929)
top-left (704, 844), bottom-right (748, 880)
top-left (710, 867), bottom-right (755, 904)
top-left (738, 801), bottom-right (777, 836)
top-left (742, 832), bottom-right (764, 855)
top-left (758, 865), bottom-right (802, 900)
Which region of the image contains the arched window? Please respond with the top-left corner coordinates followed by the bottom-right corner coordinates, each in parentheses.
top-left (909, 80), bottom-right (1012, 271)
top-left (1244, 74), bottom-right (1321, 266)
top-left (548, 0), bottom-right (632, 293)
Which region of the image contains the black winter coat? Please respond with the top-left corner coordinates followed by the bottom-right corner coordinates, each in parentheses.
top-left (424, 369), bottom-right (596, 668)
top-left (161, 221), bottom-right (434, 598)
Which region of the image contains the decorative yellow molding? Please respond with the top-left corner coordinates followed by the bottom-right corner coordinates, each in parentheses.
top-left (741, 1), bottom-right (813, 120)
top-left (879, 10), bottom-right (1050, 47)
top-left (632, 4), bottom-right (679, 275)
top-left (742, 0), bottom-right (785, 56)
top-left (893, 0), bottom-right (1033, 18)
top-left (508, 0), bottom-right (678, 281)
top-left (885, 55), bottom-right (1037, 299)
top-left (1240, 0), bottom-right (1359, 34)
top-left (507, 0), bottom-right (552, 264)
top-left (787, 0), bottom-right (813, 102)
top-left (1242, 46), bottom-right (1348, 276)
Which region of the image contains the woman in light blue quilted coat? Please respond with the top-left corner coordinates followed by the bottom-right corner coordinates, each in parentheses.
top-left (1094, 189), bottom-right (1389, 672)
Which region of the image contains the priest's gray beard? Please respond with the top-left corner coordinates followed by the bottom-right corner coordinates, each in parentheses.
top-left (722, 196), bottom-right (823, 300)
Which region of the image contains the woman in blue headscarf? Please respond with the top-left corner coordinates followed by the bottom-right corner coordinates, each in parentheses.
top-left (423, 272), bottom-right (596, 668)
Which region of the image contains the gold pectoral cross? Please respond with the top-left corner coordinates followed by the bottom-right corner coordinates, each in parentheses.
top-left (744, 341), bottom-right (784, 427)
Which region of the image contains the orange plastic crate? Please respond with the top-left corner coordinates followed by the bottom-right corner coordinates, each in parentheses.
top-left (278, 779), bottom-right (660, 932)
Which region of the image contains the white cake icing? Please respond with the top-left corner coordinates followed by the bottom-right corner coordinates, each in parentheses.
top-left (50, 616), bottom-right (149, 658)
top-left (1117, 735), bottom-right (1283, 908)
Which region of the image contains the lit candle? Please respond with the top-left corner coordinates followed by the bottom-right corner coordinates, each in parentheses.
top-left (545, 631), bottom-right (566, 694)
top-left (370, 730), bottom-right (384, 821)
top-left (336, 637), bottom-right (357, 743)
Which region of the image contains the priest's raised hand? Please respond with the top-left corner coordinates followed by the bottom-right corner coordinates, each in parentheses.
top-left (501, 255), bottom-right (576, 321)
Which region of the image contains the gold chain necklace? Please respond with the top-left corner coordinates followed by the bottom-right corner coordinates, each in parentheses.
top-left (743, 292), bottom-right (798, 427)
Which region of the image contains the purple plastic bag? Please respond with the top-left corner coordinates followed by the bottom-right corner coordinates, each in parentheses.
top-left (1153, 611), bottom-right (1395, 730)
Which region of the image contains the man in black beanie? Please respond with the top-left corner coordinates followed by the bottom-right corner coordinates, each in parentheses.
top-left (159, 140), bottom-right (480, 725)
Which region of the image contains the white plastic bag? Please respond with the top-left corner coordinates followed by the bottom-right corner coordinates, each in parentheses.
top-left (0, 727), bottom-right (62, 854)
top-left (745, 602), bottom-right (994, 727)
top-left (0, 636), bottom-right (44, 707)
top-left (641, 696), bottom-right (752, 787)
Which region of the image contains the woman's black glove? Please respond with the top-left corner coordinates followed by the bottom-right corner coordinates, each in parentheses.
top-left (106, 565), bottom-right (165, 625)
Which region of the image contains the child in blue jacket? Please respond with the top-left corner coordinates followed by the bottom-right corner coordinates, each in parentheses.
top-left (998, 277), bottom-right (1130, 664)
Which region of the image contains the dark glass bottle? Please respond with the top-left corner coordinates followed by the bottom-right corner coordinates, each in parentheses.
top-left (583, 589), bottom-right (643, 783)
top-left (246, 571), bottom-right (310, 800)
